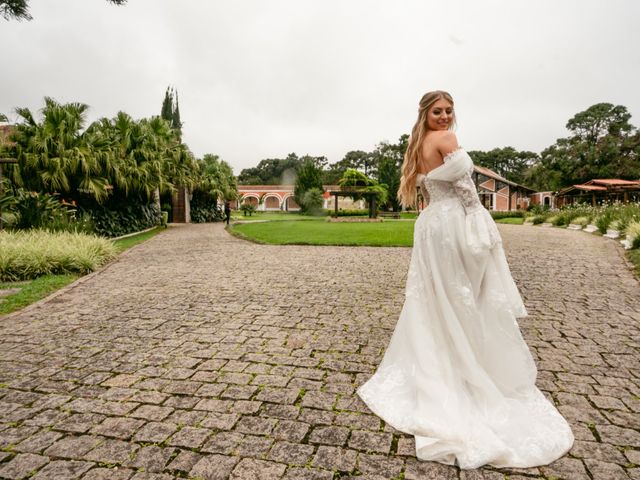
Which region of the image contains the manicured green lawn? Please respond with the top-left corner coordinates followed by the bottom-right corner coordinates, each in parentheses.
top-left (230, 219), bottom-right (415, 246)
top-left (0, 226), bottom-right (165, 316)
top-left (113, 226), bottom-right (165, 251)
top-left (494, 217), bottom-right (525, 225)
top-left (231, 211), bottom-right (311, 222)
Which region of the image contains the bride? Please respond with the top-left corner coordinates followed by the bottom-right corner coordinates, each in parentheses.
top-left (357, 91), bottom-right (574, 469)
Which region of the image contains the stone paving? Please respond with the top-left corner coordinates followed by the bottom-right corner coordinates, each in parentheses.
top-left (0, 222), bottom-right (638, 480)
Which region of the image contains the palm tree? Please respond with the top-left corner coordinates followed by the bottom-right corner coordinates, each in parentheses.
top-left (13, 97), bottom-right (110, 202)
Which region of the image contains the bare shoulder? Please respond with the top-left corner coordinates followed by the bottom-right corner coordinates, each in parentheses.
top-left (432, 131), bottom-right (459, 155)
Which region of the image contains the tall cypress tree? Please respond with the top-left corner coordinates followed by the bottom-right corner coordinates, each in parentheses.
top-left (160, 86), bottom-right (182, 139)
top-left (172, 91), bottom-right (182, 139)
top-left (160, 87), bottom-right (173, 123)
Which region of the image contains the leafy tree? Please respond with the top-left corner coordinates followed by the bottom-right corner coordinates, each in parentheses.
top-left (523, 103), bottom-right (640, 190)
top-left (196, 153), bottom-right (237, 201)
top-left (468, 147), bottom-right (538, 185)
top-left (12, 97), bottom-right (110, 202)
top-left (371, 135), bottom-right (407, 210)
top-left (238, 153), bottom-right (302, 184)
top-left (1, 0), bottom-right (126, 21)
top-left (324, 150), bottom-right (373, 184)
top-left (338, 169), bottom-right (388, 207)
top-left (293, 158), bottom-right (324, 211)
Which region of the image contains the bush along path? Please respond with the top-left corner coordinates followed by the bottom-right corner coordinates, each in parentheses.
top-left (0, 223), bottom-right (638, 479)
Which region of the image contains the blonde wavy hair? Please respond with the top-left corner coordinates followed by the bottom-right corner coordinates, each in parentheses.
top-left (397, 90), bottom-right (455, 208)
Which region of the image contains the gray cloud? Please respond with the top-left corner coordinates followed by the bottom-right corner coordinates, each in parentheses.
top-left (1, 0), bottom-right (639, 173)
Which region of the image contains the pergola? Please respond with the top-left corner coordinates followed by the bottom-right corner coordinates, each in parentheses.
top-left (555, 179), bottom-right (640, 207)
top-left (328, 189), bottom-right (379, 218)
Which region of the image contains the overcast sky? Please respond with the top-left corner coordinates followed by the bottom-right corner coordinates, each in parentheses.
top-left (1, 0), bottom-right (639, 173)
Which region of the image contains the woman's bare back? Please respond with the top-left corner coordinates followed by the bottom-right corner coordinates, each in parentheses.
top-left (418, 131), bottom-right (459, 174)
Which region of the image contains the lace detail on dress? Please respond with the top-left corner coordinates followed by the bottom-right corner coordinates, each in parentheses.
top-left (452, 171), bottom-right (483, 214)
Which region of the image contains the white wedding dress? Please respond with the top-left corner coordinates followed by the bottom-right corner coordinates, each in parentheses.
top-left (357, 149), bottom-right (574, 469)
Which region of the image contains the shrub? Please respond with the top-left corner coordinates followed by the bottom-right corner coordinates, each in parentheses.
top-left (81, 201), bottom-right (161, 237)
top-left (571, 216), bottom-right (590, 226)
top-left (332, 209), bottom-right (369, 217)
top-left (595, 211), bottom-right (614, 234)
top-left (609, 219), bottom-right (623, 231)
top-left (301, 188), bottom-right (324, 216)
top-left (490, 211), bottom-right (526, 220)
top-left (12, 190), bottom-right (74, 230)
top-left (531, 214), bottom-right (548, 225)
top-left (626, 221), bottom-right (640, 249)
top-left (190, 190), bottom-right (224, 223)
top-left (240, 203), bottom-right (256, 216)
top-left (0, 230), bottom-right (118, 281)
top-left (0, 192), bottom-right (17, 228)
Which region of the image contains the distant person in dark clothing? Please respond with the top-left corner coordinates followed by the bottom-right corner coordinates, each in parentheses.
top-left (224, 202), bottom-right (231, 225)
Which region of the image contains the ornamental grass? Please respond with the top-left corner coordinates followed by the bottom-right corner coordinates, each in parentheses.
top-left (626, 221), bottom-right (640, 249)
top-left (0, 230), bottom-right (118, 281)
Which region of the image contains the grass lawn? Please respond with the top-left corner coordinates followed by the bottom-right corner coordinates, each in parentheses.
top-left (113, 226), bottom-right (165, 251)
top-left (0, 274), bottom-right (79, 316)
top-left (230, 211), bottom-right (311, 222)
top-left (230, 219), bottom-right (415, 246)
top-left (494, 217), bottom-right (525, 225)
top-left (0, 226), bottom-right (165, 316)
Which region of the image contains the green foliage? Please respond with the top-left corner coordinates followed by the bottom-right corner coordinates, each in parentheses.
top-left (531, 214), bottom-right (549, 225)
top-left (160, 86), bottom-right (182, 138)
top-left (238, 153), bottom-right (301, 185)
top-left (490, 211), bottom-right (526, 220)
top-left (468, 147), bottom-right (539, 185)
top-left (190, 190), bottom-right (225, 223)
top-left (494, 217), bottom-right (524, 225)
top-left (0, 0), bottom-right (32, 20)
top-left (301, 188), bottom-right (324, 216)
top-left (523, 103), bottom-right (640, 191)
top-left (626, 222), bottom-right (640, 249)
top-left (195, 153), bottom-right (237, 201)
top-left (333, 209), bottom-right (369, 217)
top-left (112, 226), bottom-right (163, 251)
top-left (294, 158), bottom-right (324, 211)
top-left (0, 186), bottom-right (17, 228)
top-left (571, 216), bottom-right (590, 226)
top-left (12, 190), bottom-right (72, 230)
top-left (82, 200), bottom-right (161, 237)
top-left (0, 230), bottom-right (118, 281)
top-left (240, 203), bottom-right (256, 216)
top-left (11, 98), bottom-right (200, 206)
top-left (337, 169), bottom-right (389, 207)
top-left (1, 0), bottom-right (126, 20)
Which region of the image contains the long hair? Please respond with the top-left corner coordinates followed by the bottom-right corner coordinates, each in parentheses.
top-left (397, 90), bottom-right (455, 208)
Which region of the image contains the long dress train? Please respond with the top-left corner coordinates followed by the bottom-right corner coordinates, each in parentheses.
top-left (357, 149), bottom-right (574, 469)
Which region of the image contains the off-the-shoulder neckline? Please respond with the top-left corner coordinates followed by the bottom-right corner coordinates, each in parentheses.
top-left (425, 148), bottom-right (464, 178)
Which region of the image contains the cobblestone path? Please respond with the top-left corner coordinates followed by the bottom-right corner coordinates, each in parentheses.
top-left (0, 223), bottom-right (638, 480)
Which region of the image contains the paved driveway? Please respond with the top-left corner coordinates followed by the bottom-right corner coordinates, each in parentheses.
top-left (0, 223), bottom-right (638, 480)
